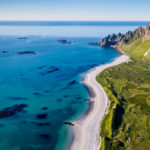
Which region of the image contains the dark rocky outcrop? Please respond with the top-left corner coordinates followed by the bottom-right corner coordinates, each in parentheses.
top-left (32, 92), bottom-right (42, 96)
top-left (85, 98), bottom-right (90, 102)
top-left (18, 37), bottom-right (27, 40)
top-left (76, 96), bottom-right (82, 100)
top-left (69, 80), bottom-right (78, 85)
top-left (4, 104), bottom-right (28, 112)
top-left (42, 107), bottom-right (48, 110)
top-left (37, 122), bottom-right (51, 126)
top-left (0, 104), bottom-right (28, 118)
top-left (47, 68), bottom-right (59, 73)
top-left (99, 23), bottom-right (150, 47)
top-left (2, 51), bottom-right (8, 54)
top-left (143, 22), bottom-right (150, 41)
top-left (38, 66), bottom-right (59, 76)
top-left (64, 121), bottom-right (74, 126)
top-left (17, 51), bottom-right (35, 55)
top-left (36, 113), bottom-right (47, 119)
top-left (0, 111), bottom-right (14, 118)
top-left (134, 27), bottom-right (145, 40)
top-left (58, 40), bottom-right (72, 44)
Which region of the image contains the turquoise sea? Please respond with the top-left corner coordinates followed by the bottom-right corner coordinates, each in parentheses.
top-left (0, 21), bottom-right (147, 150)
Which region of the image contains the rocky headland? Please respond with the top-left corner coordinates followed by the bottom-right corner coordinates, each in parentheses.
top-left (98, 22), bottom-right (150, 48)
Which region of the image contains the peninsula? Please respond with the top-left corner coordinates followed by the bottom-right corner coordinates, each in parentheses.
top-left (71, 22), bottom-right (150, 150)
top-left (97, 22), bottom-right (150, 150)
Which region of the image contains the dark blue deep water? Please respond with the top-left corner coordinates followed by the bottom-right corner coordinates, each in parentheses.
top-left (0, 21), bottom-right (147, 150)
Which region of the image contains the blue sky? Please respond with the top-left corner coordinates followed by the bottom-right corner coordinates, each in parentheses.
top-left (0, 0), bottom-right (150, 21)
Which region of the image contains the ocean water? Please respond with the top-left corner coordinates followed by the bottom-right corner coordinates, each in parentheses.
top-left (0, 21), bottom-right (147, 150)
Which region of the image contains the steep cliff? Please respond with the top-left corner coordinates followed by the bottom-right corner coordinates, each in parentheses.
top-left (99, 22), bottom-right (150, 47)
top-left (143, 22), bottom-right (150, 41)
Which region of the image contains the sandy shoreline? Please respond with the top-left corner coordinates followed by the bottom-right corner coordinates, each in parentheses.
top-left (70, 55), bottom-right (129, 150)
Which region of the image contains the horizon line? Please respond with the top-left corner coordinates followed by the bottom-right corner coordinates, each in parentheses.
top-left (0, 20), bottom-right (149, 22)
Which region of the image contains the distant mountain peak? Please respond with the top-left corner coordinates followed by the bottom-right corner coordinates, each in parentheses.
top-left (143, 22), bottom-right (150, 41)
top-left (99, 22), bottom-right (150, 47)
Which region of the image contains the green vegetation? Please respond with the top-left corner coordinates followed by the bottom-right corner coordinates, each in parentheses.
top-left (97, 39), bottom-right (150, 150)
top-left (121, 38), bottom-right (150, 60)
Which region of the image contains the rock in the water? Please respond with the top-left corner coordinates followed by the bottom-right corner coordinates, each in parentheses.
top-left (76, 96), bottom-right (82, 100)
top-left (18, 37), bottom-right (27, 40)
top-left (36, 113), bottom-right (47, 119)
top-left (58, 40), bottom-right (72, 44)
top-left (69, 80), bottom-right (78, 85)
top-left (17, 51), bottom-right (35, 55)
top-left (0, 104), bottom-right (28, 118)
top-left (32, 92), bottom-right (42, 96)
top-left (0, 111), bottom-right (14, 118)
top-left (47, 68), bottom-right (59, 73)
top-left (2, 51), bottom-right (8, 54)
top-left (4, 104), bottom-right (28, 112)
top-left (42, 107), bottom-right (48, 110)
top-left (64, 121), bottom-right (74, 126)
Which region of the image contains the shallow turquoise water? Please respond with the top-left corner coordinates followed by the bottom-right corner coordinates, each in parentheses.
top-left (0, 21), bottom-right (147, 150)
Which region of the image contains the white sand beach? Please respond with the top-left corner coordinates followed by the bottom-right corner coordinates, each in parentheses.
top-left (71, 55), bottom-right (129, 150)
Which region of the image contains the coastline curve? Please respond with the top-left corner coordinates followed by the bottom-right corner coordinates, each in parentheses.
top-left (70, 54), bottom-right (129, 150)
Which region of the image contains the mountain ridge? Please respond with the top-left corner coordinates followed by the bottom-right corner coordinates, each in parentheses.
top-left (99, 22), bottom-right (150, 47)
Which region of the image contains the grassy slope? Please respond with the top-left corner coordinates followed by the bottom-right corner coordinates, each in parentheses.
top-left (121, 38), bottom-right (150, 60)
top-left (97, 39), bottom-right (150, 150)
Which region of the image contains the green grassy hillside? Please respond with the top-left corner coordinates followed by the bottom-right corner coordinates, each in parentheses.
top-left (120, 38), bottom-right (150, 60)
top-left (97, 39), bottom-right (150, 150)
